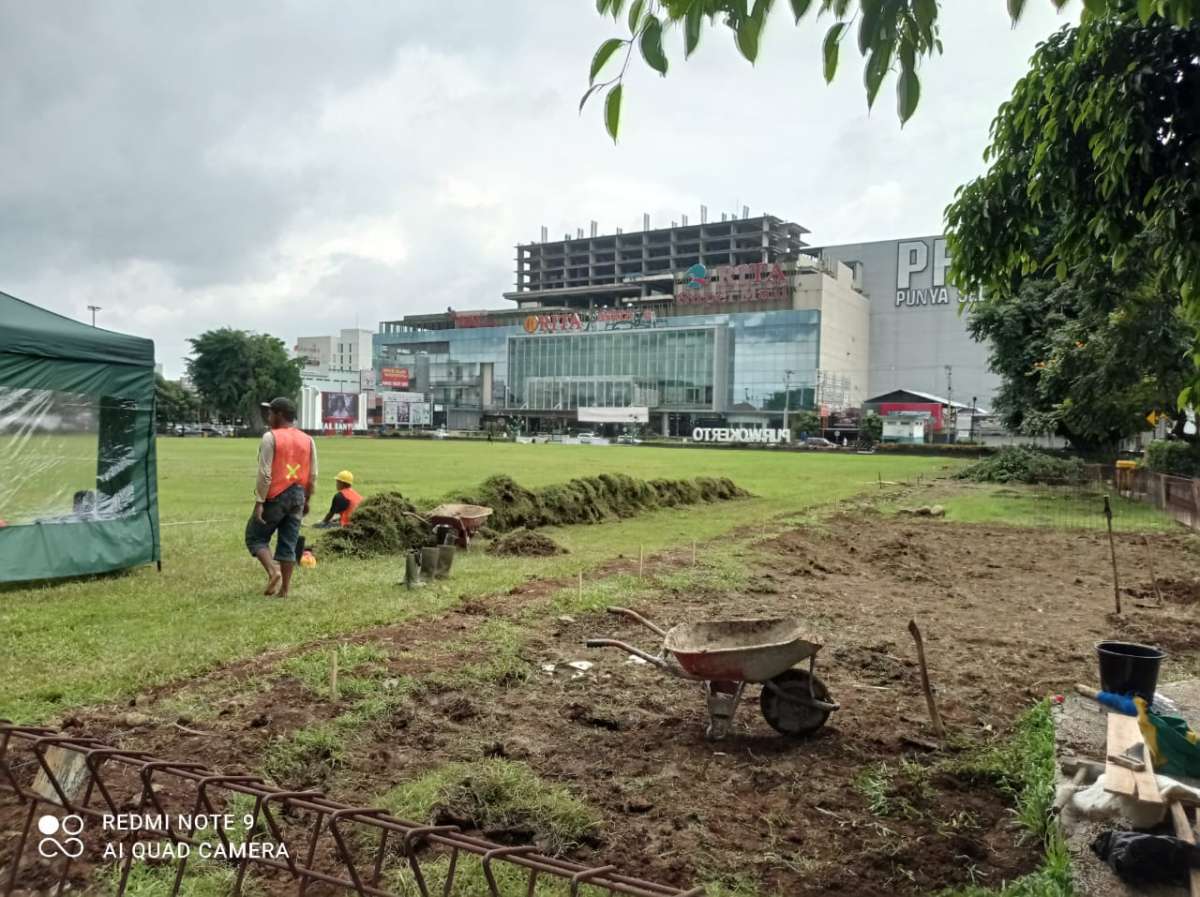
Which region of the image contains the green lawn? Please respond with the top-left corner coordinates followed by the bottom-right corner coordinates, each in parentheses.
top-left (933, 483), bottom-right (1179, 532)
top-left (0, 438), bottom-right (953, 723)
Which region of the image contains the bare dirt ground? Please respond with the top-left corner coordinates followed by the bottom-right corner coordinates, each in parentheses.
top-left (6, 490), bottom-right (1200, 896)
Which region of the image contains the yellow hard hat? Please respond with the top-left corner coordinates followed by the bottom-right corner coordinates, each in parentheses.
top-left (335, 470), bottom-right (354, 485)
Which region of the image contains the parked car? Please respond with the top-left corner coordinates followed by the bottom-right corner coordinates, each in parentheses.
top-left (577, 431), bottom-right (596, 444)
top-left (804, 437), bottom-right (837, 450)
top-left (433, 427), bottom-right (449, 439)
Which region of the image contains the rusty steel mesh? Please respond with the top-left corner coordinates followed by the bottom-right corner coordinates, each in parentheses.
top-left (0, 723), bottom-right (700, 897)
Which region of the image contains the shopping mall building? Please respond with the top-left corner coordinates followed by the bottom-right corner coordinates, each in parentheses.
top-left (370, 214), bottom-right (994, 435)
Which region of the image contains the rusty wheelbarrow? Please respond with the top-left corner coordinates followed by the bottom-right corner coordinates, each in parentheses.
top-left (587, 606), bottom-right (839, 740)
top-left (426, 503), bottom-right (493, 548)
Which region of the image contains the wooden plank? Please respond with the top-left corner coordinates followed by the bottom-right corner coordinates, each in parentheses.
top-left (1169, 803), bottom-right (1200, 897)
top-left (31, 745), bottom-right (90, 806)
top-left (1105, 713), bottom-right (1138, 796)
top-left (1133, 734), bottom-right (1162, 804)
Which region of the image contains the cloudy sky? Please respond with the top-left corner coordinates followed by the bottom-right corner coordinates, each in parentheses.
top-left (1, 2), bottom-right (1072, 376)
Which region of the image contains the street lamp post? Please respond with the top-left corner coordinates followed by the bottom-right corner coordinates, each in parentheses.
top-left (783, 369), bottom-right (794, 434)
top-left (87, 305), bottom-right (102, 327)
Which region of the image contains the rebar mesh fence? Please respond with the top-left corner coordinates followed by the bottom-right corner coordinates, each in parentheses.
top-left (0, 724), bottom-right (701, 897)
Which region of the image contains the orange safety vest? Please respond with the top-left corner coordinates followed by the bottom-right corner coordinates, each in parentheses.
top-left (339, 487), bottom-right (363, 526)
top-left (267, 427), bottom-right (313, 500)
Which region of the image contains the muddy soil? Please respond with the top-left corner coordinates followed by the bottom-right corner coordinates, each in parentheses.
top-left (6, 501), bottom-right (1200, 896)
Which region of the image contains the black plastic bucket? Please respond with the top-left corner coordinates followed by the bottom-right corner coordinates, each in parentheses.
top-left (1096, 641), bottom-right (1165, 701)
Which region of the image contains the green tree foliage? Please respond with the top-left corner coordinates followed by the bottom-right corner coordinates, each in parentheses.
top-left (946, 9), bottom-right (1200, 402)
top-left (861, 411), bottom-right (883, 444)
top-left (967, 273), bottom-right (1192, 452)
top-left (154, 374), bottom-right (199, 427)
top-left (186, 329), bottom-right (302, 431)
top-left (789, 409), bottom-right (822, 437)
top-left (583, 0), bottom-right (1197, 137)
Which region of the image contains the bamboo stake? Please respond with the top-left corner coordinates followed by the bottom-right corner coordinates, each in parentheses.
top-left (692, 540), bottom-right (697, 566)
top-left (638, 545), bottom-right (645, 578)
top-left (330, 647), bottom-right (340, 702)
top-left (907, 620), bottom-right (945, 739)
top-left (1104, 496), bottom-right (1122, 615)
top-left (578, 570), bottom-right (583, 603)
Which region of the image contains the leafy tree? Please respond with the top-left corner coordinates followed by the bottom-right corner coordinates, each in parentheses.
top-left (583, 0), bottom-right (1198, 138)
top-left (946, 10), bottom-right (1200, 402)
top-left (154, 375), bottom-right (199, 428)
top-left (861, 411), bottom-right (883, 444)
top-left (967, 273), bottom-right (1192, 452)
top-left (789, 409), bottom-right (822, 438)
top-left (187, 329), bottom-right (303, 432)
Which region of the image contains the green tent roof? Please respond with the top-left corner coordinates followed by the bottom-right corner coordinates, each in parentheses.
top-left (0, 290), bottom-right (154, 367)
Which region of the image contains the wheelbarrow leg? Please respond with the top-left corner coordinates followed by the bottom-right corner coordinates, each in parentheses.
top-left (703, 681), bottom-right (745, 741)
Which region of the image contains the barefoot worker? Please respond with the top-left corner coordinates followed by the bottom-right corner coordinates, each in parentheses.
top-left (315, 470), bottom-right (363, 528)
top-left (246, 396), bottom-right (317, 597)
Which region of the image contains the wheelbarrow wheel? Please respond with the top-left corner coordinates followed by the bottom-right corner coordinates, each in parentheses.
top-left (760, 669), bottom-right (831, 737)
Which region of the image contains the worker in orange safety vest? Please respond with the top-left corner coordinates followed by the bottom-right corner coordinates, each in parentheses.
top-left (244, 396), bottom-right (317, 597)
top-left (317, 470), bottom-right (363, 527)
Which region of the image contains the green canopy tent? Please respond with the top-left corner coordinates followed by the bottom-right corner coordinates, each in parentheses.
top-left (0, 291), bottom-right (160, 582)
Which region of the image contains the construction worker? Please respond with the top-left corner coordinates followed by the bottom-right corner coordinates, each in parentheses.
top-left (318, 470), bottom-right (363, 527)
top-left (245, 397), bottom-right (317, 597)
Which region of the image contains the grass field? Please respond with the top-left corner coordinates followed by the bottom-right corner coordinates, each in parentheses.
top-left (0, 438), bottom-right (954, 723)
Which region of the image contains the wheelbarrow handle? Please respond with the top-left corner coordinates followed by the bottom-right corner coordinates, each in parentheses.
top-left (584, 638), bottom-right (674, 673)
top-left (605, 606), bottom-right (668, 638)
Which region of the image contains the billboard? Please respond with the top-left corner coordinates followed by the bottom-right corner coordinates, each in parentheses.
top-left (380, 367), bottom-right (410, 388)
top-left (383, 394), bottom-right (432, 426)
top-left (578, 406), bottom-right (649, 424)
top-left (321, 392), bottom-right (359, 424)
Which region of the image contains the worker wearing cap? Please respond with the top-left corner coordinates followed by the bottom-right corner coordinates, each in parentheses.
top-left (245, 396), bottom-right (317, 597)
top-left (318, 470), bottom-right (363, 527)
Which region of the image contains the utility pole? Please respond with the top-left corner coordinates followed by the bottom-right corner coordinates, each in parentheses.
top-left (87, 305), bottom-right (102, 327)
top-left (944, 365), bottom-right (954, 442)
top-left (783, 369), bottom-right (794, 434)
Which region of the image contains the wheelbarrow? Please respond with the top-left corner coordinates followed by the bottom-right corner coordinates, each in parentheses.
top-left (426, 503), bottom-right (493, 548)
top-left (587, 606), bottom-right (839, 740)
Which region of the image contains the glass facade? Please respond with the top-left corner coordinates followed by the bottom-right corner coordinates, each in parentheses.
top-left (373, 308), bottom-right (821, 419)
top-left (509, 326), bottom-right (721, 411)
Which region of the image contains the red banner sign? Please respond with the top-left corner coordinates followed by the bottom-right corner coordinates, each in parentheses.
top-left (450, 311), bottom-right (494, 329)
top-left (380, 367), bottom-right (410, 388)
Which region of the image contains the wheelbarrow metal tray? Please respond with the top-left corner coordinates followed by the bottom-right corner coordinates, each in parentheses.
top-left (428, 503), bottom-right (493, 529)
top-left (662, 619), bottom-right (820, 682)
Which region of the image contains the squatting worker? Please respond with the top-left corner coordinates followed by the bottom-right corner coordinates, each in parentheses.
top-left (318, 470), bottom-right (363, 528)
top-left (246, 397), bottom-right (317, 597)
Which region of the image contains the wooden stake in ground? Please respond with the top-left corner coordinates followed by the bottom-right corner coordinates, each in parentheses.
top-left (692, 540), bottom-right (697, 566)
top-left (1169, 802), bottom-right (1200, 897)
top-left (578, 570), bottom-right (583, 603)
top-left (639, 545), bottom-right (644, 578)
top-left (1144, 535), bottom-right (1163, 606)
top-left (330, 647), bottom-right (340, 702)
top-left (907, 619), bottom-right (946, 739)
top-left (1104, 496), bottom-right (1121, 615)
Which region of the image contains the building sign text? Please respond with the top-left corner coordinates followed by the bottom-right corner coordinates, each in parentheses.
top-left (380, 367), bottom-right (410, 388)
top-left (691, 427), bottom-right (791, 444)
top-left (522, 309), bottom-right (657, 334)
top-left (675, 262), bottom-right (788, 306)
top-left (894, 238), bottom-right (978, 308)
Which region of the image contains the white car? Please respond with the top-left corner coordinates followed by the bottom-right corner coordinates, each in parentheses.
top-left (433, 428), bottom-right (449, 439)
top-left (577, 431), bottom-right (596, 444)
